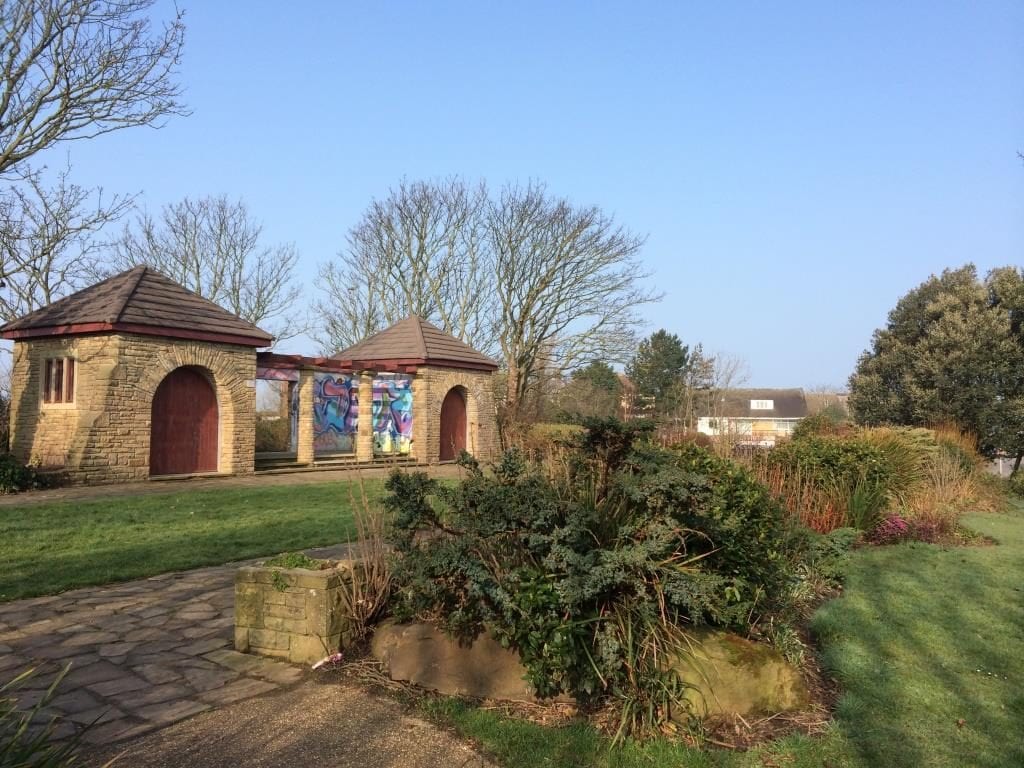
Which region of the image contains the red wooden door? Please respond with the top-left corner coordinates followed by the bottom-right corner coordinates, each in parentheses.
top-left (439, 388), bottom-right (467, 461)
top-left (150, 367), bottom-right (219, 476)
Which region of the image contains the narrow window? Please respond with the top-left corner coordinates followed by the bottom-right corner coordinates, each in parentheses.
top-left (42, 358), bottom-right (76, 404)
top-left (43, 360), bottom-right (53, 403)
top-left (65, 360), bottom-right (75, 401)
top-left (53, 359), bottom-right (63, 403)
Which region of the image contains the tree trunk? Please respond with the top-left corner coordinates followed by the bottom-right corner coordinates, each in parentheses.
top-left (1011, 451), bottom-right (1023, 477)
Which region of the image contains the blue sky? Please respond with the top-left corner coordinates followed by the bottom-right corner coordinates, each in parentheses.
top-left (57, 1), bottom-right (1024, 387)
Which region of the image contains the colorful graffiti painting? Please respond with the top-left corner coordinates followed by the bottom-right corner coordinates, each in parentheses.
top-left (372, 375), bottom-right (413, 455)
top-left (313, 373), bottom-right (358, 453)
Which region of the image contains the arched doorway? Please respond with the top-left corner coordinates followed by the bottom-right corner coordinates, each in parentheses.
top-left (150, 367), bottom-right (219, 476)
top-left (439, 387), bottom-right (467, 461)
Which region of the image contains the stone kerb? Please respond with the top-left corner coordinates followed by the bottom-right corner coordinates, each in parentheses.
top-left (235, 564), bottom-right (352, 665)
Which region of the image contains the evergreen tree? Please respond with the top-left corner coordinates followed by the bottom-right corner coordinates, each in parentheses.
top-left (556, 361), bottom-right (623, 421)
top-left (626, 330), bottom-right (690, 419)
top-left (849, 265), bottom-right (1024, 463)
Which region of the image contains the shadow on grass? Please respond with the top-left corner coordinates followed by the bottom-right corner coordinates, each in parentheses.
top-left (0, 514), bottom-right (362, 602)
top-left (812, 511), bottom-right (1024, 768)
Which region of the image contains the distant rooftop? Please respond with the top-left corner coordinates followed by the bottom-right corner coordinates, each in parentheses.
top-left (0, 266), bottom-right (274, 347)
top-left (703, 388), bottom-right (808, 419)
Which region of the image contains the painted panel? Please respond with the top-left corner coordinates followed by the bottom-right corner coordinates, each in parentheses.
top-left (256, 367), bottom-right (300, 382)
top-left (314, 373), bottom-right (358, 454)
top-left (372, 375), bottom-right (413, 455)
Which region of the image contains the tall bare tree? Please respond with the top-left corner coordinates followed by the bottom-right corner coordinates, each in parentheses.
top-left (315, 179), bottom-right (657, 425)
top-left (0, 163), bottom-right (133, 320)
top-left (108, 196), bottom-right (305, 343)
top-left (314, 178), bottom-right (492, 352)
top-left (0, 0), bottom-right (186, 179)
top-left (0, 0), bottom-right (186, 320)
top-left (489, 182), bottom-right (656, 419)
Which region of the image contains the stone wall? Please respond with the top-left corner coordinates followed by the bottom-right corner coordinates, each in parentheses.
top-left (8, 332), bottom-right (258, 484)
top-left (411, 365), bottom-right (498, 464)
top-left (235, 565), bottom-right (351, 664)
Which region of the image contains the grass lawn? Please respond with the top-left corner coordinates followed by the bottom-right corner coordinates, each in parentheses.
top-left (420, 503), bottom-right (1024, 768)
top-left (0, 479), bottom-right (381, 602)
top-left (810, 504), bottom-right (1024, 768)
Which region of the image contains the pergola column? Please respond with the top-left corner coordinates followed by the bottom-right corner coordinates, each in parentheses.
top-left (356, 370), bottom-right (374, 461)
top-left (296, 367), bottom-right (315, 465)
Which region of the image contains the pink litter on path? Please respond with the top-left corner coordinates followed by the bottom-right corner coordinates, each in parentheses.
top-left (312, 652), bottom-right (344, 670)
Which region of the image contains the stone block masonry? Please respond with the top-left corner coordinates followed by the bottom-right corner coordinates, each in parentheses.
top-left (412, 365), bottom-right (498, 464)
top-left (8, 332), bottom-right (257, 484)
top-left (234, 565), bottom-right (353, 665)
top-left (6, 333), bottom-right (500, 486)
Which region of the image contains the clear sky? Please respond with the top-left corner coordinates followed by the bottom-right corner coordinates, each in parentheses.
top-left (57, 1), bottom-right (1024, 387)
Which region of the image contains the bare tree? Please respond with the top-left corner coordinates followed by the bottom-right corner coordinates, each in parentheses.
top-left (672, 342), bottom-right (715, 432)
top-left (0, 163), bottom-right (134, 320)
top-left (0, 0), bottom-right (186, 179)
top-left (698, 352), bottom-right (752, 456)
top-left (315, 261), bottom-right (388, 353)
top-left (488, 182), bottom-right (656, 419)
top-left (314, 179), bottom-right (657, 429)
top-left (314, 178), bottom-right (493, 353)
top-left (108, 196), bottom-right (305, 342)
top-left (0, 0), bottom-right (186, 322)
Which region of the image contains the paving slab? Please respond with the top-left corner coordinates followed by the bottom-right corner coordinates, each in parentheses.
top-left (0, 550), bottom-right (330, 746)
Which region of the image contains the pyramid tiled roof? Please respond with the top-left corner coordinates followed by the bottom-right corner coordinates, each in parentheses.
top-left (0, 266), bottom-right (273, 347)
top-left (333, 316), bottom-right (497, 371)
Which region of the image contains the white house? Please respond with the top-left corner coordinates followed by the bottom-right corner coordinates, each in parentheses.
top-left (696, 388), bottom-right (809, 447)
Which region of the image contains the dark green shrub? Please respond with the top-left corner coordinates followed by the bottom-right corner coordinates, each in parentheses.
top-left (386, 420), bottom-right (791, 737)
top-left (0, 454), bottom-right (42, 494)
top-left (645, 442), bottom-right (790, 601)
top-left (791, 408), bottom-right (850, 440)
top-left (760, 435), bottom-right (892, 530)
top-left (669, 432), bottom-right (714, 449)
top-left (1008, 471), bottom-right (1024, 498)
top-left (255, 418), bottom-right (291, 452)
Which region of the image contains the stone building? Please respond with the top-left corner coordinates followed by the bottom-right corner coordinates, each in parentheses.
top-left (0, 267), bottom-right (499, 484)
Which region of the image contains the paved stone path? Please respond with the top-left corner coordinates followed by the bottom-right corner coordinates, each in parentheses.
top-left (0, 546), bottom-right (350, 746)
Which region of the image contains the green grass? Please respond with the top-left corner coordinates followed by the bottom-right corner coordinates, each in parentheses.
top-left (0, 480), bottom-right (381, 602)
top-left (810, 505), bottom-right (1024, 768)
top-left (419, 698), bottom-right (849, 768)
top-left (419, 504), bottom-right (1024, 768)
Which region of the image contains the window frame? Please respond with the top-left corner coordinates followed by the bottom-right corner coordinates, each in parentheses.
top-left (41, 357), bottom-right (77, 407)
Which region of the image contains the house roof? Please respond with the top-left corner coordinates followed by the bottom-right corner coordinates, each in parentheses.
top-left (332, 315), bottom-right (498, 371)
top-left (705, 388), bottom-right (808, 419)
top-left (0, 266), bottom-right (274, 347)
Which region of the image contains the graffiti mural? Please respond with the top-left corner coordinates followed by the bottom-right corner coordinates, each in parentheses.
top-left (313, 373), bottom-right (358, 453)
top-left (372, 375), bottom-right (413, 455)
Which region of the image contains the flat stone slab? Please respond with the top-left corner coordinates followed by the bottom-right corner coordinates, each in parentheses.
top-left (371, 620), bottom-right (545, 702)
top-left (672, 630), bottom-right (810, 718)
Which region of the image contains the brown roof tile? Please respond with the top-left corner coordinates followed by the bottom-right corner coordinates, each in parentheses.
top-left (0, 266), bottom-right (273, 346)
top-left (333, 316), bottom-right (497, 370)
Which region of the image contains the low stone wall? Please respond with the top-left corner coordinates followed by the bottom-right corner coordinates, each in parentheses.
top-left (234, 564), bottom-right (350, 664)
top-left (371, 621), bottom-right (808, 717)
